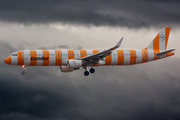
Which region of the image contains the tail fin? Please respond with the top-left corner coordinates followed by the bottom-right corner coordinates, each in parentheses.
top-left (146, 27), bottom-right (171, 52)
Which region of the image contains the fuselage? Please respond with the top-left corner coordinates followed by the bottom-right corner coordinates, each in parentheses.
top-left (4, 49), bottom-right (174, 66)
top-left (3, 27), bottom-right (175, 76)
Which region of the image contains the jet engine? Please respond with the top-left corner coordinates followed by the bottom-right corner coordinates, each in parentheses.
top-left (67, 60), bottom-right (82, 68)
top-left (60, 66), bottom-right (74, 72)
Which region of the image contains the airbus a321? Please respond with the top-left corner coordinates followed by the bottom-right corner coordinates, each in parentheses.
top-left (4, 27), bottom-right (175, 76)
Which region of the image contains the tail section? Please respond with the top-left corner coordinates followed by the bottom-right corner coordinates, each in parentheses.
top-left (146, 27), bottom-right (171, 52)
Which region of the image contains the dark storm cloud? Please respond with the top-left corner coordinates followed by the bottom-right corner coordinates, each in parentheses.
top-left (1, 40), bottom-right (180, 120)
top-left (0, 0), bottom-right (180, 28)
top-left (147, 0), bottom-right (180, 3)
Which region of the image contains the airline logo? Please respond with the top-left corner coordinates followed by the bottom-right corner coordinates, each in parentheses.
top-left (31, 56), bottom-right (49, 61)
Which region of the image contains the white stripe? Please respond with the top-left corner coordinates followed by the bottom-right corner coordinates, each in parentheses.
top-left (99, 50), bottom-right (105, 61)
top-left (86, 50), bottom-right (93, 57)
top-left (100, 50), bottom-right (105, 61)
top-left (147, 41), bottom-right (153, 50)
top-left (24, 50), bottom-right (30, 66)
top-left (159, 28), bottom-right (165, 52)
top-left (147, 50), bottom-right (154, 61)
top-left (11, 52), bottom-right (17, 65)
top-left (123, 50), bottom-right (130, 65)
top-left (99, 50), bottom-right (105, 65)
top-left (11, 56), bottom-right (17, 65)
top-left (147, 41), bottom-right (154, 62)
top-left (111, 50), bottom-right (117, 65)
top-left (11, 52), bottom-right (18, 65)
top-left (136, 50), bottom-right (142, 64)
top-left (49, 50), bottom-right (55, 66)
top-left (74, 50), bottom-right (80, 59)
top-left (61, 50), bottom-right (68, 65)
top-left (36, 50), bottom-right (43, 66)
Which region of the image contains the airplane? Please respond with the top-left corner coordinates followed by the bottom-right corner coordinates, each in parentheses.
top-left (4, 27), bottom-right (175, 76)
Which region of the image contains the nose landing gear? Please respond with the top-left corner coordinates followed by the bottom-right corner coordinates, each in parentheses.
top-left (22, 65), bottom-right (27, 75)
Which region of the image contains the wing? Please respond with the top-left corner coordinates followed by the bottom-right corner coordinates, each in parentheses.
top-left (79, 37), bottom-right (124, 63)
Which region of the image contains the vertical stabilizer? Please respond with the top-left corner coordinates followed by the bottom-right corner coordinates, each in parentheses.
top-left (146, 27), bottom-right (171, 52)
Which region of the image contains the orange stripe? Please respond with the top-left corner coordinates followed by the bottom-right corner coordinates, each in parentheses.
top-left (92, 50), bottom-right (99, 66)
top-left (117, 50), bottom-right (124, 65)
top-left (166, 51), bottom-right (174, 57)
top-left (10, 56), bottom-right (12, 65)
top-left (17, 51), bottom-right (24, 66)
top-left (68, 50), bottom-right (74, 60)
top-left (55, 50), bottom-right (62, 66)
top-left (153, 34), bottom-right (160, 51)
top-left (42, 50), bottom-right (49, 66)
top-left (30, 50), bottom-right (37, 66)
top-left (129, 50), bottom-right (136, 65)
top-left (153, 34), bottom-right (160, 60)
top-left (92, 50), bottom-right (99, 54)
top-left (105, 54), bottom-right (111, 65)
top-left (142, 49), bottom-right (148, 63)
top-left (80, 50), bottom-right (87, 58)
top-left (165, 27), bottom-right (171, 50)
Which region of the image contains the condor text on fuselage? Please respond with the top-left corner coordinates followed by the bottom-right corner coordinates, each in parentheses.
top-left (31, 56), bottom-right (49, 61)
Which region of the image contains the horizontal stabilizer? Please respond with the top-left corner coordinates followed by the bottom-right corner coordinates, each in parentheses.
top-left (155, 49), bottom-right (175, 57)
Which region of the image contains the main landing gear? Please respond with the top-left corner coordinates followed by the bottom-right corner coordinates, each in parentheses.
top-left (22, 65), bottom-right (27, 75)
top-left (84, 67), bottom-right (95, 76)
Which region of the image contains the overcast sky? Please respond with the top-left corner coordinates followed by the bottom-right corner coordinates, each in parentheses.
top-left (1, 1), bottom-right (180, 120)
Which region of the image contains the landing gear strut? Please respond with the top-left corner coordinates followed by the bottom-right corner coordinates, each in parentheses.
top-left (22, 65), bottom-right (27, 75)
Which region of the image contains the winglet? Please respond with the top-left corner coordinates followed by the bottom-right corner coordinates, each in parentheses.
top-left (115, 37), bottom-right (124, 48)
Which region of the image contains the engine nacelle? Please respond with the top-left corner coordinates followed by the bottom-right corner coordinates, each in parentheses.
top-left (60, 66), bottom-right (74, 72)
top-left (67, 60), bottom-right (82, 68)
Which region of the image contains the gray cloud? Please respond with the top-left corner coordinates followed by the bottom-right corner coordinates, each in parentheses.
top-left (0, 0), bottom-right (180, 28)
top-left (39, 45), bottom-right (83, 50)
top-left (39, 45), bottom-right (69, 50)
top-left (1, 40), bottom-right (180, 120)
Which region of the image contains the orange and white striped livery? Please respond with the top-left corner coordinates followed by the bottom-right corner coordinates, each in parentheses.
top-left (4, 27), bottom-right (175, 76)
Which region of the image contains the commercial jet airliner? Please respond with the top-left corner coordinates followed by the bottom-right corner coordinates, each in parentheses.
top-left (4, 27), bottom-right (175, 76)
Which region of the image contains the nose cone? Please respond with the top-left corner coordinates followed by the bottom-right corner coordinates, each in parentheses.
top-left (4, 56), bottom-right (11, 65)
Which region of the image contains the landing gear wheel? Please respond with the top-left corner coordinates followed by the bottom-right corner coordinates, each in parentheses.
top-left (22, 71), bottom-right (26, 75)
top-left (84, 71), bottom-right (89, 76)
top-left (89, 68), bottom-right (95, 74)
